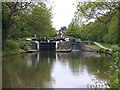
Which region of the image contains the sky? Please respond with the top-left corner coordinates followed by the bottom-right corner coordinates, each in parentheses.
top-left (49, 0), bottom-right (77, 30)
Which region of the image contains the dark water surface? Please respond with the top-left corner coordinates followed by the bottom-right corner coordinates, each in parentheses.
top-left (2, 51), bottom-right (111, 88)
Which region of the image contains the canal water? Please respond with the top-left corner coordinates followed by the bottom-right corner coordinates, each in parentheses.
top-left (2, 51), bottom-right (111, 88)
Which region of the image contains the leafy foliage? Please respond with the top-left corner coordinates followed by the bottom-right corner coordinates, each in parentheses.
top-left (108, 47), bottom-right (120, 88)
top-left (2, 2), bottom-right (56, 50)
top-left (66, 10), bottom-right (118, 44)
top-left (72, 1), bottom-right (120, 45)
top-left (66, 17), bottom-right (108, 42)
top-left (2, 2), bottom-right (31, 49)
top-left (9, 3), bottom-right (56, 39)
top-left (4, 40), bottom-right (19, 51)
top-left (76, 1), bottom-right (120, 24)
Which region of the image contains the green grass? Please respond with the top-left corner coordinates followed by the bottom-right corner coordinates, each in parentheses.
top-left (2, 49), bottom-right (25, 56)
top-left (99, 42), bottom-right (113, 48)
top-left (89, 44), bottom-right (101, 50)
top-left (90, 42), bottom-right (113, 50)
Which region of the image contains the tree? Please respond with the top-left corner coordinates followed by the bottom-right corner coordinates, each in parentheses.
top-left (65, 18), bottom-right (80, 38)
top-left (28, 3), bottom-right (54, 37)
top-left (103, 12), bottom-right (119, 44)
top-left (76, 1), bottom-right (120, 23)
top-left (2, 2), bottom-right (56, 50)
top-left (66, 15), bottom-right (110, 42)
top-left (76, 1), bottom-right (120, 45)
top-left (60, 26), bottom-right (66, 30)
top-left (2, 2), bottom-right (31, 50)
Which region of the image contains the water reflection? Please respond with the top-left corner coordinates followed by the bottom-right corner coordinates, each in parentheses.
top-left (2, 51), bottom-right (111, 88)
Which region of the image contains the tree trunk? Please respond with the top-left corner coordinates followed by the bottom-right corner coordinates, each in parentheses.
top-left (2, 18), bottom-right (12, 50)
top-left (2, 28), bottom-right (9, 51)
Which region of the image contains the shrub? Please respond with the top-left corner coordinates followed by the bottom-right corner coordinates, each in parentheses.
top-left (17, 38), bottom-right (32, 48)
top-left (4, 40), bottom-right (19, 51)
top-left (108, 46), bottom-right (120, 88)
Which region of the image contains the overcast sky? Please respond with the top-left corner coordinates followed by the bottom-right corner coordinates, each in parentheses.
top-left (49, 0), bottom-right (77, 30)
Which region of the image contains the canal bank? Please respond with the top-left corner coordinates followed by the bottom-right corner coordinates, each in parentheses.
top-left (2, 41), bottom-right (112, 57)
top-left (79, 41), bottom-right (112, 55)
top-left (2, 49), bottom-right (26, 57)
